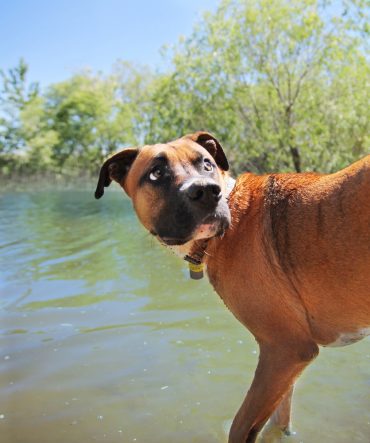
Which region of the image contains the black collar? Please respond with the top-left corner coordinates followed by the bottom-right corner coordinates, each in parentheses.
top-left (184, 239), bottom-right (209, 266)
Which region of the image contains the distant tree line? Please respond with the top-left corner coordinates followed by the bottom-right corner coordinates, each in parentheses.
top-left (1, 0), bottom-right (369, 179)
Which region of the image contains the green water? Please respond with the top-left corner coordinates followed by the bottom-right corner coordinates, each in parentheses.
top-left (0, 189), bottom-right (369, 443)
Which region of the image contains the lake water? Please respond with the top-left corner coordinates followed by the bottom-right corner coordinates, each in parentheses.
top-left (0, 189), bottom-right (369, 443)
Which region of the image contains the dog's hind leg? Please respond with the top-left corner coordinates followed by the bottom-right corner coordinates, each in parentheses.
top-left (269, 384), bottom-right (294, 434)
top-left (228, 341), bottom-right (318, 443)
top-left (259, 385), bottom-right (295, 442)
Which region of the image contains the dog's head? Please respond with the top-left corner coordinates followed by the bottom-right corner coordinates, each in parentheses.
top-left (95, 132), bottom-right (231, 246)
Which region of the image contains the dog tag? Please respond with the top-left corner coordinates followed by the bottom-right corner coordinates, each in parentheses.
top-left (188, 262), bottom-right (204, 280)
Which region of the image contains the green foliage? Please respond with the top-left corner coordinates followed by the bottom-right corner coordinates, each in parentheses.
top-left (0, 61), bottom-right (151, 176)
top-left (147, 0), bottom-right (369, 173)
top-left (44, 62), bottom-right (152, 172)
top-left (0, 0), bottom-right (369, 178)
top-left (0, 59), bottom-right (38, 153)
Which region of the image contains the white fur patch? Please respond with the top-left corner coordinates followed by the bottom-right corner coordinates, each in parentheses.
top-left (162, 223), bottom-right (218, 259)
top-left (192, 223), bottom-right (218, 240)
top-left (166, 242), bottom-right (192, 259)
top-left (326, 328), bottom-right (370, 347)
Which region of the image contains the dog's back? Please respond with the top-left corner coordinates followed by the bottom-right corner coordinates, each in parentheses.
top-left (262, 155), bottom-right (370, 345)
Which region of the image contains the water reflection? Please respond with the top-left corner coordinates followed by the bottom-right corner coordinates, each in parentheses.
top-left (0, 190), bottom-right (369, 443)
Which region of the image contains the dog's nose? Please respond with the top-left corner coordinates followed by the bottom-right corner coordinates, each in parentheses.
top-left (185, 180), bottom-right (221, 206)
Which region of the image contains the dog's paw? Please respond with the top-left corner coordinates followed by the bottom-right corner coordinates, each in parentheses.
top-left (260, 423), bottom-right (297, 443)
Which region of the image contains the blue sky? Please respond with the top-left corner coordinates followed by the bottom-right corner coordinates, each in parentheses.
top-left (1, 0), bottom-right (219, 88)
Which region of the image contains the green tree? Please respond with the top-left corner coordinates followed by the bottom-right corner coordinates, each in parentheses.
top-left (147, 0), bottom-right (369, 173)
top-left (19, 95), bottom-right (59, 173)
top-left (0, 58), bottom-right (39, 154)
top-left (43, 62), bottom-right (152, 173)
top-left (0, 59), bottom-right (53, 175)
top-left (1, 1), bottom-right (368, 178)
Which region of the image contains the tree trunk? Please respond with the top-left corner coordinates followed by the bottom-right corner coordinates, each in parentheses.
top-left (289, 145), bottom-right (301, 172)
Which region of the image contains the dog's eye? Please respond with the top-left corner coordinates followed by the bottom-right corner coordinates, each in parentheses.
top-left (149, 167), bottom-right (163, 181)
top-left (204, 159), bottom-right (213, 172)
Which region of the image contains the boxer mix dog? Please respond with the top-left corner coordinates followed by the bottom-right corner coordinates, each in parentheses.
top-left (95, 132), bottom-right (370, 443)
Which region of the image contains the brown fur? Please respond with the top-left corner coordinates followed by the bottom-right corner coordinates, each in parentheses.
top-left (205, 157), bottom-right (370, 442)
top-left (95, 133), bottom-right (370, 443)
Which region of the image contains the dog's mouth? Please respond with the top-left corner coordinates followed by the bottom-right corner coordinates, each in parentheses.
top-left (159, 236), bottom-right (190, 246)
top-left (157, 215), bottom-right (230, 246)
top-left (151, 230), bottom-right (191, 246)
top-left (152, 195), bottom-right (231, 247)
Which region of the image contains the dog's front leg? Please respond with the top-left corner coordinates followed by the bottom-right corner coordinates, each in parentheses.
top-left (229, 341), bottom-right (318, 443)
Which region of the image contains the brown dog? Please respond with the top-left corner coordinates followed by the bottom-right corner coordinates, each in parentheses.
top-left (95, 132), bottom-right (370, 443)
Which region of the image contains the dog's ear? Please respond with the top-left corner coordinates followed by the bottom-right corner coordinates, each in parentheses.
top-left (95, 148), bottom-right (138, 199)
top-left (187, 131), bottom-right (229, 171)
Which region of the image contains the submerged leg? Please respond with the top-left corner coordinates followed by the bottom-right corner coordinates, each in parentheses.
top-left (259, 385), bottom-right (295, 442)
top-left (228, 341), bottom-right (318, 443)
top-left (269, 385), bottom-right (294, 434)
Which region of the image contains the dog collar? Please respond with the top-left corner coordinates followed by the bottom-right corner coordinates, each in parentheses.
top-left (184, 176), bottom-right (236, 279)
top-left (184, 239), bottom-right (209, 279)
